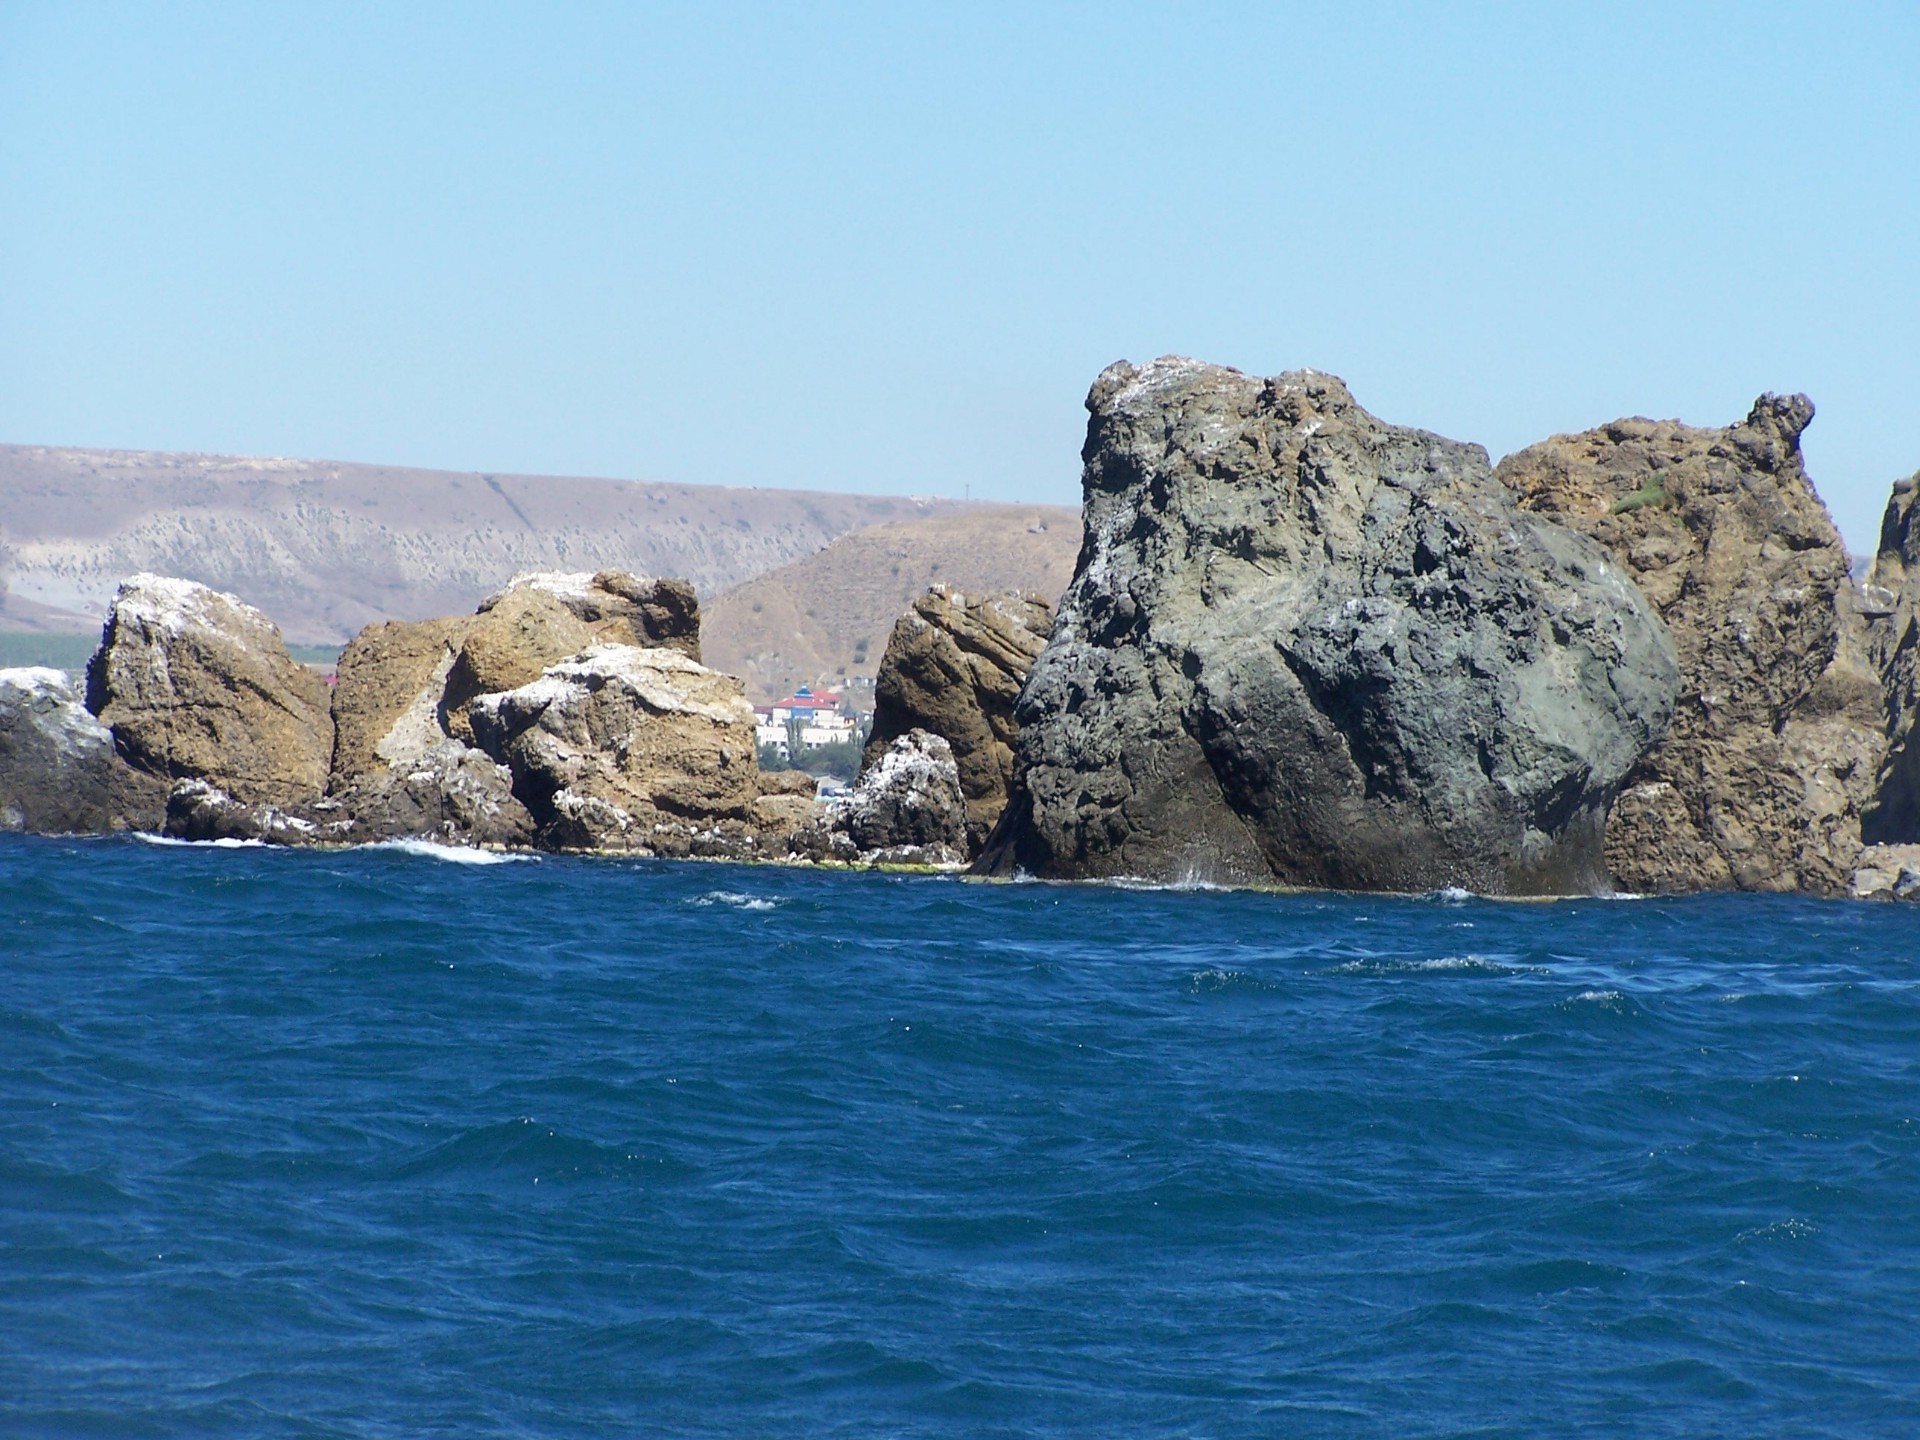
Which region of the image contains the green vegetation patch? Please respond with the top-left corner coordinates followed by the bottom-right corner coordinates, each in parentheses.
top-left (1610, 474), bottom-right (1675, 515)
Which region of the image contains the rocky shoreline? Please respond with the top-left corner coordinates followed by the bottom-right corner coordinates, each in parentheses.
top-left (9, 355), bottom-right (1920, 899)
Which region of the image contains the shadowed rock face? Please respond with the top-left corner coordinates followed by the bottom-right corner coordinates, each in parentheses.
top-left (1866, 474), bottom-right (1920, 842)
top-left (1500, 396), bottom-right (1885, 895)
top-left (0, 667), bottom-right (166, 833)
top-left (842, 729), bottom-right (968, 861)
top-left (86, 574), bottom-right (334, 809)
top-left (977, 357), bottom-right (1679, 895)
top-left (862, 585), bottom-right (1052, 854)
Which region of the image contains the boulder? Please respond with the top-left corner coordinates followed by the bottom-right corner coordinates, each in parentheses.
top-left (1499, 395), bottom-right (1886, 894)
top-left (469, 644), bottom-right (765, 853)
top-left (0, 666), bottom-right (166, 833)
top-left (501, 570), bottom-right (702, 660)
top-left (863, 585), bottom-right (1053, 853)
top-left (322, 739), bottom-right (533, 848)
top-left (435, 571), bottom-right (702, 745)
top-left (164, 779), bottom-right (326, 846)
top-left (837, 729), bottom-right (968, 864)
top-left (1864, 474), bottom-right (1920, 842)
top-left (86, 574), bottom-right (334, 809)
top-left (977, 357), bottom-right (1679, 894)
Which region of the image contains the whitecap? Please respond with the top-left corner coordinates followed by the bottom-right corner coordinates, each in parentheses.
top-left (691, 890), bottom-right (781, 911)
top-left (360, 839), bottom-right (532, 866)
top-left (1423, 886), bottom-right (1476, 904)
top-left (133, 833), bottom-right (267, 850)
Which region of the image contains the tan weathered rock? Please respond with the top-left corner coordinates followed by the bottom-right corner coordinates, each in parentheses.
top-left (1500, 394), bottom-right (1885, 894)
top-left (86, 574), bottom-right (333, 808)
top-left (436, 571), bottom-right (700, 745)
top-left (329, 616), bottom-right (474, 782)
top-left (862, 585), bottom-right (1052, 854)
top-left (468, 644), bottom-right (764, 852)
top-left (440, 587), bottom-right (596, 744)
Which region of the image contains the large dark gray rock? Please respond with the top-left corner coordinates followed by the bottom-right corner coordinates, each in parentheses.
top-left (977, 357), bottom-right (1680, 894)
top-left (1866, 473), bottom-right (1920, 844)
top-left (0, 667), bottom-right (166, 833)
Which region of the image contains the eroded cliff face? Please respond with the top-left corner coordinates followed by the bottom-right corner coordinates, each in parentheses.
top-left (862, 586), bottom-right (1052, 854)
top-left (978, 357), bottom-right (1679, 895)
top-left (1498, 397), bottom-right (1885, 895)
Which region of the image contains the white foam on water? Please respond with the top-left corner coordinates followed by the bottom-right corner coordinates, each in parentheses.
top-left (691, 891), bottom-right (781, 911)
top-left (1569, 988), bottom-right (1624, 1004)
top-left (360, 839), bottom-right (532, 866)
top-left (133, 833), bottom-right (268, 850)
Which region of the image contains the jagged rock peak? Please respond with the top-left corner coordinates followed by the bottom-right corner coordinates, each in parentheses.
top-left (979, 356), bottom-right (1680, 895)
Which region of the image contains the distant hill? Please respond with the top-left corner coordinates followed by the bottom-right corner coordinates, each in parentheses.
top-left (0, 444), bottom-right (976, 644)
top-left (702, 507), bottom-right (1080, 702)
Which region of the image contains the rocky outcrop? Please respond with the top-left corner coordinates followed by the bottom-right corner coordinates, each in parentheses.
top-left (838, 729), bottom-right (968, 864)
top-left (469, 644), bottom-right (772, 854)
top-left (1499, 396), bottom-right (1885, 894)
top-left (0, 667), bottom-right (166, 833)
top-left (438, 570), bottom-right (698, 745)
top-left (1864, 474), bottom-right (1920, 842)
top-left (863, 586), bottom-right (1052, 854)
top-left (978, 357), bottom-right (1679, 894)
top-left (86, 574), bottom-right (334, 808)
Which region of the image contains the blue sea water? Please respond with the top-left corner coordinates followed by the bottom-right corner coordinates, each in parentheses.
top-left (2, 835), bottom-right (1918, 1438)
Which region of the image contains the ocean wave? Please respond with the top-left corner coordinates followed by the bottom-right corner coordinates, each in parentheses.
top-left (1331, 954), bottom-right (1526, 977)
top-left (133, 833), bottom-right (267, 850)
top-left (691, 890), bottom-right (782, 911)
top-left (358, 839), bottom-right (533, 866)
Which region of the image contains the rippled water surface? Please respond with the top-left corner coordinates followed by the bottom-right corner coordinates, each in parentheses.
top-left (3, 834), bottom-right (1918, 1437)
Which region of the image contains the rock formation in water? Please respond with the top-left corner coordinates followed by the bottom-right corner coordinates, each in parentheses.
top-left (86, 574), bottom-right (335, 809)
top-left (325, 614), bottom-right (531, 846)
top-left (1863, 473), bottom-right (1920, 846)
top-left (977, 357), bottom-right (1680, 894)
top-left (0, 667), bottom-right (166, 833)
top-left (439, 571), bottom-right (701, 746)
top-left (839, 729), bottom-right (968, 864)
top-left (468, 642), bottom-right (777, 854)
top-left (1498, 396), bottom-right (1885, 895)
top-left (862, 585), bottom-right (1053, 854)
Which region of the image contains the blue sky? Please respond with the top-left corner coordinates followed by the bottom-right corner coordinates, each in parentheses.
top-left (2, 2), bottom-right (1915, 548)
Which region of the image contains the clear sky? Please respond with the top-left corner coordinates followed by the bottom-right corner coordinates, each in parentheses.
top-left (2, 2), bottom-right (1916, 549)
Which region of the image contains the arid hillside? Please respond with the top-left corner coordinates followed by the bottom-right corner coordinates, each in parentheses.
top-left (0, 444), bottom-right (971, 643)
top-left (703, 507), bottom-right (1079, 702)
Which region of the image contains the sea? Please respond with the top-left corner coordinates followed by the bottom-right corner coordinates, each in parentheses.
top-left (2, 834), bottom-right (1917, 1438)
